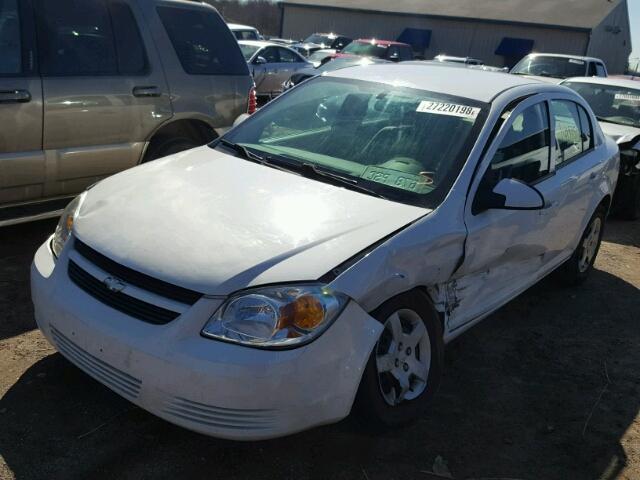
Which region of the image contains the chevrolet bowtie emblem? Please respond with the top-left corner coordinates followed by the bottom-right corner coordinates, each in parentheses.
top-left (103, 276), bottom-right (126, 293)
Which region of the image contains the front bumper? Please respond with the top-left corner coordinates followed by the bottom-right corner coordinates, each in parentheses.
top-left (31, 239), bottom-right (382, 440)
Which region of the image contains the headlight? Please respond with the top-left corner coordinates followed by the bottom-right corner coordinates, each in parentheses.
top-left (201, 285), bottom-right (349, 349)
top-left (51, 193), bottom-right (86, 258)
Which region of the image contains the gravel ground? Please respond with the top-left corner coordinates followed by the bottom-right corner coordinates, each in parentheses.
top-left (0, 217), bottom-right (639, 480)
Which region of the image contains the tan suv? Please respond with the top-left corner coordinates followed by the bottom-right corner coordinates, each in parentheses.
top-left (0, 0), bottom-right (254, 226)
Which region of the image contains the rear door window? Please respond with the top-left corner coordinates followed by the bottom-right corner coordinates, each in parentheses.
top-left (551, 100), bottom-right (584, 166)
top-left (109, 1), bottom-right (147, 75)
top-left (35, 0), bottom-right (118, 76)
top-left (157, 6), bottom-right (248, 76)
top-left (0, 0), bottom-right (21, 75)
top-left (261, 47), bottom-right (280, 63)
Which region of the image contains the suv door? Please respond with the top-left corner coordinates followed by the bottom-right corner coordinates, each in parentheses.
top-left (34, 0), bottom-right (172, 198)
top-left (0, 0), bottom-right (44, 207)
top-left (448, 97), bottom-right (559, 331)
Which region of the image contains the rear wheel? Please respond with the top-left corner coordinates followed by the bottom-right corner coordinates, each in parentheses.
top-left (559, 207), bottom-right (606, 285)
top-left (354, 292), bottom-right (444, 429)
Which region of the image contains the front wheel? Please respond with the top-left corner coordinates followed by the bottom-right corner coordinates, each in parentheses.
top-left (354, 292), bottom-right (444, 430)
top-left (558, 207), bottom-right (606, 285)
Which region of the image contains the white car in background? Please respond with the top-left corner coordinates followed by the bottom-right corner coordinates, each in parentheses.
top-left (32, 65), bottom-right (619, 440)
top-left (563, 77), bottom-right (640, 219)
top-left (228, 23), bottom-right (261, 41)
top-left (512, 53), bottom-right (608, 83)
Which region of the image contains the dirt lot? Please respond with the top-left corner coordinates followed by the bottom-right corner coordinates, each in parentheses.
top-left (0, 218), bottom-right (638, 480)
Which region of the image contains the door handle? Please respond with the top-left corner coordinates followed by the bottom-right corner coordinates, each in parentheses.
top-left (0, 89), bottom-right (31, 104)
top-left (132, 86), bottom-right (161, 98)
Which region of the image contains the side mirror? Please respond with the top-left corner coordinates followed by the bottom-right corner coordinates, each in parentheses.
top-left (233, 113), bottom-right (251, 127)
top-left (473, 178), bottom-right (545, 214)
top-left (254, 56), bottom-right (267, 65)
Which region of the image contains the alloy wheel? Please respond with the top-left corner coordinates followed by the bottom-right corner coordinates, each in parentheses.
top-left (375, 309), bottom-right (431, 406)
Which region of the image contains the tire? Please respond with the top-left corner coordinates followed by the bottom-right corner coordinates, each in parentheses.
top-left (619, 176), bottom-right (640, 221)
top-left (143, 137), bottom-right (199, 162)
top-left (558, 207), bottom-right (606, 286)
top-left (353, 291), bottom-right (444, 430)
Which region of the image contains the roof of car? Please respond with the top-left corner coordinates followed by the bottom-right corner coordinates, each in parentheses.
top-left (325, 63), bottom-right (544, 102)
top-left (353, 39), bottom-right (411, 47)
top-left (561, 77), bottom-right (640, 90)
top-left (524, 53), bottom-right (604, 63)
top-left (227, 23), bottom-right (257, 30)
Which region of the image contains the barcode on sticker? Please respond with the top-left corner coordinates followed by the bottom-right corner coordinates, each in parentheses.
top-left (615, 93), bottom-right (640, 102)
top-left (417, 101), bottom-right (480, 119)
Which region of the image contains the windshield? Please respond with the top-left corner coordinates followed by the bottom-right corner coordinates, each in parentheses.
top-left (512, 56), bottom-right (587, 79)
top-left (342, 42), bottom-right (388, 58)
top-left (239, 44), bottom-right (260, 61)
top-left (304, 34), bottom-right (334, 46)
top-left (564, 82), bottom-right (640, 128)
top-left (218, 77), bottom-right (487, 208)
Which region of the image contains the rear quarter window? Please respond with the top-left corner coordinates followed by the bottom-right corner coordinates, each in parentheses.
top-left (157, 6), bottom-right (248, 76)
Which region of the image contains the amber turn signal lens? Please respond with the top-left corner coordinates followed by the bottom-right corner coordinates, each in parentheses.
top-left (279, 294), bottom-right (325, 332)
top-left (66, 215), bottom-right (74, 232)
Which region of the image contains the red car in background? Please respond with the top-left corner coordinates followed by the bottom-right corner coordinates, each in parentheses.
top-left (332, 38), bottom-right (414, 62)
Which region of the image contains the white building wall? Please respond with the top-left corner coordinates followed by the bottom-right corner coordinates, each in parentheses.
top-left (282, 5), bottom-right (590, 67)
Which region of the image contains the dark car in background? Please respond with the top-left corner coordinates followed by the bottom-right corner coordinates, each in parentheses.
top-left (0, 0), bottom-right (254, 226)
top-left (302, 32), bottom-right (352, 50)
top-left (338, 39), bottom-right (414, 62)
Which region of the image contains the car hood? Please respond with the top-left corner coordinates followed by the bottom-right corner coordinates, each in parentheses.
top-left (599, 121), bottom-right (640, 146)
top-left (73, 147), bottom-right (428, 296)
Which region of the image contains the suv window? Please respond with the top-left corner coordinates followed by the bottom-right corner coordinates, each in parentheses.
top-left (551, 100), bottom-right (585, 166)
top-left (278, 47), bottom-right (300, 63)
top-left (157, 6), bottom-right (248, 76)
top-left (0, 0), bottom-right (21, 75)
top-left (595, 63), bottom-right (607, 77)
top-left (488, 102), bottom-right (551, 184)
top-left (35, 0), bottom-right (118, 76)
top-left (109, 1), bottom-right (147, 75)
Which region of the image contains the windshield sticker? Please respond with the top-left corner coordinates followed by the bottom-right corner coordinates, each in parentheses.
top-left (615, 93), bottom-right (640, 103)
top-left (417, 101), bottom-right (480, 119)
top-left (361, 166), bottom-right (434, 194)
top-left (569, 59), bottom-right (585, 65)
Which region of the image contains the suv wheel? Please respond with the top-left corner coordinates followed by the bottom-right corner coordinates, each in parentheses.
top-left (144, 137), bottom-right (199, 162)
top-left (354, 292), bottom-right (444, 430)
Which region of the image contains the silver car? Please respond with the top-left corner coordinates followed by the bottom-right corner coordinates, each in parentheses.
top-left (239, 40), bottom-right (311, 99)
top-left (0, 0), bottom-right (253, 226)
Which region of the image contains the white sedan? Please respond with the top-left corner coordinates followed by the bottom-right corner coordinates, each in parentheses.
top-left (32, 64), bottom-right (619, 440)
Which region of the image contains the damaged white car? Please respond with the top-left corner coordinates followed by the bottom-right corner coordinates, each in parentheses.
top-left (32, 64), bottom-right (619, 440)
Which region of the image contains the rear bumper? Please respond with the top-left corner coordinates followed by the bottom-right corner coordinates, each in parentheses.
top-left (31, 239), bottom-right (382, 440)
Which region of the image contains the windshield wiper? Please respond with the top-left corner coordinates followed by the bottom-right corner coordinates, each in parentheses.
top-left (217, 138), bottom-right (264, 162)
top-left (298, 162), bottom-right (389, 200)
